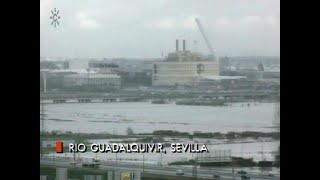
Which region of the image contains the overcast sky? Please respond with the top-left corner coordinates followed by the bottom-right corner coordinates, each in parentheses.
top-left (40, 0), bottom-right (280, 59)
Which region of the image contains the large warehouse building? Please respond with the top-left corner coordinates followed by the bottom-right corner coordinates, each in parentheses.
top-left (152, 40), bottom-right (219, 86)
top-left (63, 74), bottom-right (121, 88)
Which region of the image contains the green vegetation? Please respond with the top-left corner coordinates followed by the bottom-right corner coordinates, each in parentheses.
top-left (137, 136), bottom-right (165, 143)
top-left (40, 166), bottom-right (56, 178)
top-left (212, 132), bottom-right (224, 139)
top-left (168, 157), bottom-right (277, 167)
top-left (41, 132), bottom-right (142, 140)
top-left (226, 132), bottom-right (237, 139)
top-left (257, 161), bottom-right (273, 167)
top-left (231, 157), bottom-right (256, 167)
top-left (153, 130), bottom-right (189, 137)
top-left (126, 127), bottom-right (134, 135)
top-left (151, 99), bottom-right (167, 104)
top-left (169, 159), bottom-right (196, 165)
top-left (139, 136), bottom-right (153, 143)
top-left (42, 130), bottom-right (280, 142)
top-left (274, 146), bottom-right (280, 167)
top-left (123, 97), bottom-right (145, 102)
top-left (176, 99), bottom-right (226, 106)
top-left (152, 130), bottom-right (279, 140)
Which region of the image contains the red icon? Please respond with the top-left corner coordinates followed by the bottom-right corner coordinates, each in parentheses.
top-left (56, 141), bottom-right (63, 153)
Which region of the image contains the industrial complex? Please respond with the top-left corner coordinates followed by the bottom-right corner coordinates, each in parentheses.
top-left (152, 39), bottom-right (219, 86)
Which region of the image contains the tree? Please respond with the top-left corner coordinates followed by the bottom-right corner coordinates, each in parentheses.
top-left (273, 103), bottom-right (280, 167)
top-left (273, 102), bottom-right (280, 130)
top-left (126, 127), bottom-right (134, 135)
top-left (274, 146), bottom-right (280, 167)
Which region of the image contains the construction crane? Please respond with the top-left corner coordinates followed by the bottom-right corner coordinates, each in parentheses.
top-left (257, 61), bottom-right (264, 80)
top-left (195, 18), bottom-right (216, 60)
top-left (257, 61), bottom-right (264, 71)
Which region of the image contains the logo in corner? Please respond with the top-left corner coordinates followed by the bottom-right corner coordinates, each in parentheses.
top-left (56, 141), bottom-right (63, 153)
top-left (50, 8), bottom-right (61, 28)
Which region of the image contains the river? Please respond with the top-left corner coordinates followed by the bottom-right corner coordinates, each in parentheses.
top-left (42, 102), bottom-right (279, 134)
top-left (43, 101), bottom-right (280, 172)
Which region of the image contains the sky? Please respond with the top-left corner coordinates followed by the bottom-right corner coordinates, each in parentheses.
top-left (40, 0), bottom-right (280, 59)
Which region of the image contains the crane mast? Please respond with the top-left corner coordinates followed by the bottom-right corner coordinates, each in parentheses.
top-left (195, 18), bottom-right (216, 60)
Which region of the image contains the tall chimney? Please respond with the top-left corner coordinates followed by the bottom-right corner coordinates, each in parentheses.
top-left (176, 39), bottom-right (179, 51)
top-left (183, 40), bottom-right (186, 51)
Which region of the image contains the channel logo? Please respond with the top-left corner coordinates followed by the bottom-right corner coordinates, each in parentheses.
top-left (56, 141), bottom-right (63, 153)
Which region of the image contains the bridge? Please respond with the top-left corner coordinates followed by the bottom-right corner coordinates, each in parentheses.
top-left (50, 98), bottom-right (118, 104)
top-left (40, 90), bottom-right (279, 104)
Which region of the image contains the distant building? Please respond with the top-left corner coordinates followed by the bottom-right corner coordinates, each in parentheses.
top-left (219, 56), bottom-right (230, 71)
top-left (88, 60), bottom-right (120, 74)
top-left (152, 39), bottom-right (219, 86)
top-left (63, 74), bottom-right (121, 87)
top-left (68, 58), bottom-right (90, 69)
top-left (40, 61), bottom-right (69, 70)
top-left (196, 76), bottom-right (247, 90)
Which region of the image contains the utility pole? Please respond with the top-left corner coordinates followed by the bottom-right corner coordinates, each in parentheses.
top-left (41, 71), bottom-right (47, 93)
top-left (53, 153), bottom-right (55, 165)
top-left (116, 153), bottom-right (118, 164)
top-left (41, 101), bottom-right (45, 135)
top-left (40, 100), bottom-right (46, 159)
top-left (43, 71), bottom-right (47, 93)
top-left (87, 68), bottom-right (90, 85)
top-left (73, 145), bottom-right (76, 162)
top-left (261, 139), bottom-right (265, 161)
top-left (142, 153), bottom-right (145, 172)
top-left (192, 154), bottom-right (197, 180)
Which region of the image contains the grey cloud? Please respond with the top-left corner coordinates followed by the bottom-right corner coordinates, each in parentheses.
top-left (41, 0), bottom-right (280, 58)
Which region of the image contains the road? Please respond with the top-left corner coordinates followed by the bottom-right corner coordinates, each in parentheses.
top-left (40, 157), bottom-right (280, 180)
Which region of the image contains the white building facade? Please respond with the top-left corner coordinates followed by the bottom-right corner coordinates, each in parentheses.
top-left (152, 39), bottom-right (219, 86)
top-left (152, 61), bottom-right (219, 86)
top-left (64, 74), bottom-right (121, 87)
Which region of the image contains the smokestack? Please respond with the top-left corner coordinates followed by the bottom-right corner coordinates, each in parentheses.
top-left (183, 40), bottom-right (186, 51)
top-left (176, 39), bottom-right (179, 51)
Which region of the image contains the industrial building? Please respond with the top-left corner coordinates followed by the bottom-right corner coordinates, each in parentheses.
top-left (40, 60), bottom-right (69, 70)
top-left (88, 60), bottom-right (120, 74)
top-left (152, 39), bottom-right (219, 86)
top-left (63, 74), bottom-right (121, 87)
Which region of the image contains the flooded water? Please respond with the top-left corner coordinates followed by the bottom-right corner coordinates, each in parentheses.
top-left (43, 102), bottom-right (278, 134)
top-left (44, 101), bottom-right (280, 169)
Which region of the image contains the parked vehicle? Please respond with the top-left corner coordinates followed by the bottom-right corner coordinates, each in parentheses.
top-left (213, 174), bottom-right (221, 179)
top-left (241, 175), bottom-right (250, 179)
top-left (237, 170), bottom-right (247, 174)
top-left (176, 169), bottom-right (184, 175)
top-left (69, 160), bottom-right (76, 165)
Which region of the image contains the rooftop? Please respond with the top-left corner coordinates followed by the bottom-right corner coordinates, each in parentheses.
top-left (201, 75), bottom-right (246, 80)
